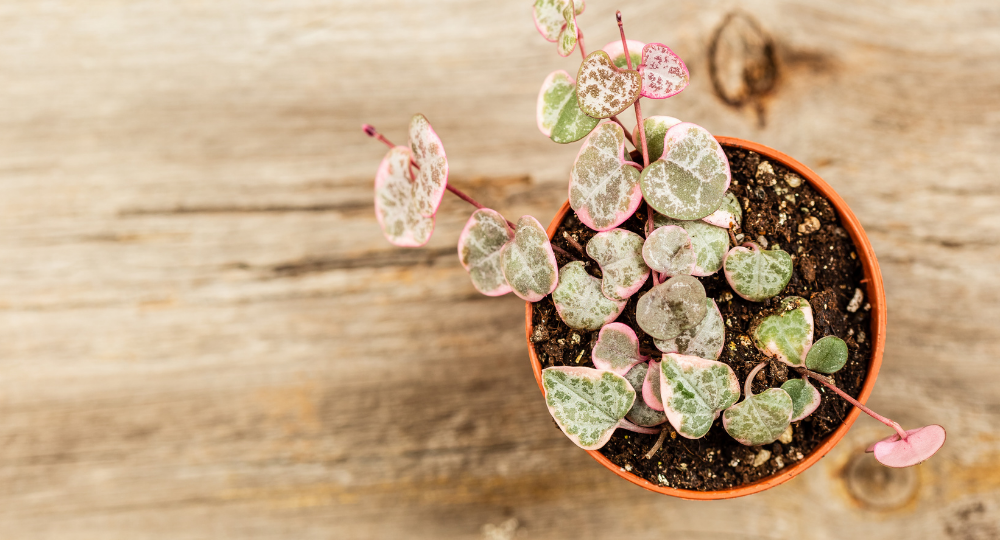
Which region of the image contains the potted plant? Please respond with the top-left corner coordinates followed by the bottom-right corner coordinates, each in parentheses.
top-left (359, 3), bottom-right (945, 499)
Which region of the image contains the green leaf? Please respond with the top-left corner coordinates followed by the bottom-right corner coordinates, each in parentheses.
top-left (636, 275), bottom-right (707, 340)
top-left (592, 323), bottom-right (644, 375)
top-left (642, 225), bottom-right (696, 276)
top-left (805, 335), bottom-right (849, 374)
top-left (753, 296), bottom-right (814, 366)
top-left (781, 378), bottom-right (821, 422)
top-left (576, 51), bottom-right (642, 119)
top-left (723, 243), bottom-right (793, 301)
top-left (702, 192), bottom-right (742, 229)
top-left (500, 216), bottom-right (559, 302)
top-left (624, 363), bottom-right (667, 427)
top-left (653, 213), bottom-right (729, 276)
top-left (660, 353), bottom-right (740, 439)
top-left (640, 122), bottom-right (731, 220)
top-left (654, 299), bottom-right (725, 360)
top-left (542, 366), bottom-right (635, 450)
top-left (408, 114), bottom-right (449, 218)
top-left (569, 122), bottom-right (643, 231)
top-left (552, 261), bottom-right (627, 330)
top-left (585, 228), bottom-right (649, 301)
top-left (536, 71), bottom-right (599, 144)
top-left (373, 146), bottom-right (436, 247)
top-left (457, 209), bottom-right (514, 296)
top-left (632, 115), bottom-right (681, 163)
top-left (723, 388), bottom-right (793, 446)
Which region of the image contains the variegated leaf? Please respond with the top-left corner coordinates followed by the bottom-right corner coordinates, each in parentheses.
top-left (569, 122), bottom-right (643, 231)
top-left (640, 122), bottom-right (731, 220)
top-left (724, 243), bottom-right (793, 302)
top-left (624, 363), bottom-right (667, 427)
top-left (592, 322), bottom-right (644, 375)
top-left (500, 216), bottom-right (559, 302)
top-left (536, 71), bottom-right (599, 144)
top-left (636, 275), bottom-right (707, 340)
top-left (552, 262), bottom-right (627, 330)
top-left (781, 378), bottom-right (821, 422)
top-left (642, 225), bottom-right (695, 276)
top-left (654, 213), bottom-right (729, 276)
top-left (408, 114), bottom-right (449, 217)
top-left (723, 388), bottom-right (793, 446)
top-left (374, 146), bottom-right (435, 247)
top-left (660, 353), bottom-right (740, 439)
top-left (632, 115), bottom-right (681, 163)
top-left (532, 0), bottom-right (584, 41)
top-left (805, 335), bottom-right (848, 374)
top-left (638, 42), bottom-right (690, 99)
top-left (701, 192), bottom-right (743, 229)
top-left (642, 359), bottom-right (664, 411)
top-left (542, 366), bottom-right (634, 450)
top-left (602, 39), bottom-right (645, 69)
top-left (753, 296), bottom-right (814, 366)
top-left (576, 51), bottom-right (642, 119)
top-left (654, 299), bottom-right (725, 360)
top-left (457, 209), bottom-right (514, 296)
top-left (556, 1), bottom-right (579, 57)
top-left (586, 228), bottom-right (649, 301)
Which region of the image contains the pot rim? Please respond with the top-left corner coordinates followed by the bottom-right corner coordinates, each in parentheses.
top-left (524, 136), bottom-right (886, 500)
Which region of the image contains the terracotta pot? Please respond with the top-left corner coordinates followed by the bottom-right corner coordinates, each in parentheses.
top-left (524, 137), bottom-right (886, 500)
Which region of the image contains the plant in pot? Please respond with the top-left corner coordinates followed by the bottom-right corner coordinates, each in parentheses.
top-left (360, 3), bottom-right (945, 499)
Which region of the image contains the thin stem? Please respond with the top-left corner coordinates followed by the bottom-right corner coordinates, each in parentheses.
top-left (618, 419), bottom-right (662, 435)
top-left (446, 184), bottom-right (483, 210)
top-left (794, 367), bottom-right (908, 439)
top-left (562, 231), bottom-right (586, 254)
top-left (610, 116), bottom-right (635, 146)
top-left (362, 124), bottom-right (396, 149)
top-left (745, 361), bottom-right (767, 398)
top-left (616, 12), bottom-right (649, 168)
top-left (552, 244), bottom-right (579, 260)
top-left (645, 428), bottom-right (668, 459)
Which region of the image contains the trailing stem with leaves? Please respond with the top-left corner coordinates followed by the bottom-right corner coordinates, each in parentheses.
top-left (361, 3), bottom-right (944, 469)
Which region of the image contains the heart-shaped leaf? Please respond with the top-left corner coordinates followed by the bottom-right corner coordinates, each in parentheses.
top-left (866, 425), bottom-right (947, 468)
top-left (653, 213), bottom-right (729, 276)
top-left (569, 122), bottom-right (643, 231)
top-left (642, 359), bottom-right (664, 411)
top-left (805, 335), bottom-right (848, 374)
top-left (753, 296), bottom-right (814, 366)
top-left (602, 39), bottom-right (645, 69)
top-left (374, 146), bottom-right (436, 247)
top-left (532, 0), bottom-right (585, 41)
top-left (636, 275), bottom-right (707, 340)
top-left (408, 114), bottom-right (449, 218)
top-left (701, 192), bottom-right (743, 229)
top-left (555, 1), bottom-right (579, 57)
top-left (724, 243), bottom-right (793, 301)
top-left (654, 299), bottom-right (725, 361)
top-left (585, 228), bottom-right (649, 301)
top-left (576, 51), bottom-right (642, 119)
top-left (592, 323), bottom-right (645, 375)
top-left (642, 225), bottom-right (696, 276)
top-left (536, 71), bottom-right (600, 144)
top-left (632, 115), bottom-right (681, 164)
top-left (624, 363), bottom-right (667, 427)
top-left (500, 216), bottom-right (559, 302)
top-left (542, 366), bottom-right (634, 450)
top-left (660, 353), bottom-right (740, 439)
top-left (552, 261), bottom-right (627, 330)
top-left (640, 122), bottom-right (731, 220)
top-left (457, 208), bottom-right (514, 296)
top-left (781, 377), bottom-right (821, 422)
top-left (638, 42), bottom-right (690, 99)
top-left (723, 389), bottom-right (793, 446)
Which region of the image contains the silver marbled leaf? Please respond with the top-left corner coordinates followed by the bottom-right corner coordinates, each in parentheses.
top-left (724, 243), bottom-right (793, 302)
top-left (701, 192), bottom-right (743, 229)
top-left (781, 378), bottom-right (821, 422)
top-left (500, 216), bottom-right (559, 302)
top-left (723, 388), bottom-right (793, 446)
top-left (542, 366), bottom-right (634, 450)
top-left (654, 299), bottom-right (725, 360)
top-left (569, 122), bottom-right (643, 231)
top-left (552, 261), bottom-right (627, 330)
top-left (576, 51), bottom-right (642, 119)
top-left (636, 275), bottom-right (707, 340)
top-left (457, 208), bottom-right (514, 296)
top-left (592, 322), bottom-right (645, 375)
top-left (624, 363), bottom-right (667, 427)
top-left (660, 353), bottom-right (740, 439)
top-left (408, 114), bottom-right (449, 218)
top-left (640, 122), bottom-right (731, 220)
top-left (654, 212), bottom-right (729, 276)
top-left (586, 228), bottom-right (649, 301)
top-left (753, 296), bottom-right (814, 366)
top-left (373, 146), bottom-right (435, 247)
top-left (642, 225), bottom-right (696, 277)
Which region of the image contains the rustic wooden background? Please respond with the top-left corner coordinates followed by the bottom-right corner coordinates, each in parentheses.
top-left (0, 0), bottom-right (997, 538)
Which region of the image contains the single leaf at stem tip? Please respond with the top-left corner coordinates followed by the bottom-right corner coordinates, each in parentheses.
top-left (642, 359), bottom-right (664, 411)
top-left (542, 366), bottom-right (634, 450)
top-left (373, 146), bottom-right (435, 247)
top-left (556, 1), bottom-right (579, 57)
top-left (570, 122), bottom-right (643, 231)
top-left (500, 216), bottom-right (558, 302)
top-left (701, 192), bottom-right (743, 229)
top-left (532, 0), bottom-right (583, 41)
top-left (781, 377), bottom-right (821, 422)
top-left (537, 71), bottom-right (600, 143)
top-left (805, 335), bottom-right (849, 374)
top-left (602, 39), bottom-right (645, 69)
top-left (407, 114), bottom-right (449, 218)
top-left (753, 296), bottom-right (814, 366)
top-left (640, 122), bottom-right (731, 220)
top-left (642, 225), bottom-right (696, 276)
top-left (552, 262), bottom-right (627, 330)
top-left (457, 208), bottom-right (514, 296)
top-left (636, 275), bottom-right (708, 340)
top-left (586, 228), bottom-right (649, 301)
top-left (660, 353), bottom-right (740, 439)
top-left (638, 42), bottom-right (690, 99)
top-left (624, 363), bottom-right (667, 427)
top-left (633, 115), bottom-right (681, 163)
top-left (592, 323), bottom-right (644, 375)
top-left (576, 51), bottom-right (642, 119)
top-left (655, 299), bottom-right (725, 361)
top-left (867, 425), bottom-right (947, 468)
top-left (653, 212), bottom-right (729, 276)
top-left (724, 243), bottom-right (793, 301)
top-left (723, 387), bottom-right (793, 446)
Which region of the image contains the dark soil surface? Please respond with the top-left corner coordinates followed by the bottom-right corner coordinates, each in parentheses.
top-left (530, 146), bottom-right (872, 491)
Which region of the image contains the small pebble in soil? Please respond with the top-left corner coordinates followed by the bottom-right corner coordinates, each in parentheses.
top-left (785, 172), bottom-right (803, 187)
top-left (799, 216), bottom-right (822, 234)
top-left (778, 425), bottom-right (794, 444)
top-left (753, 449), bottom-right (772, 467)
top-left (847, 288), bottom-right (864, 312)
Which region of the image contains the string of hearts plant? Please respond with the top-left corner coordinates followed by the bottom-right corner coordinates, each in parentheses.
top-left (360, 4), bottom-right (944, 469)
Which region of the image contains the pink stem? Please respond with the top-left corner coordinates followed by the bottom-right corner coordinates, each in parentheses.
top-left (610, 116), bottom-right (635, 146)
top-left (618, 419), bottom-right (662, 435)
top-left (616, 12), bottom-right (649, 169)
top-left (745, 361), bottom-right (767, 398)
top-left (551, 244), bottom-right (579, 260)
top-left (362, 124), bottom-right (395, 149)
top-left (561, 232), bottom-right (586, 254)
top-left (796, 367), bottom-right (908, 439)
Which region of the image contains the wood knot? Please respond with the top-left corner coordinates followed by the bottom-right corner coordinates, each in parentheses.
top-left (708, 12), bottom-right (779, 126)
top-left (843, 452), bottom-right (919, 511)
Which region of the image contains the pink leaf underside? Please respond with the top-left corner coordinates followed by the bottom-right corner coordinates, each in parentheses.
top-left (592, 322), bottom-right (643, 375)
top-left (701, 209), bottom-right (736, 228)
top-left (457, 208), bottom-right (514, 296)
top-left (374, 146), bottom-right (435, 247)
top-left (569, 122), bottom-right (643, 231)
top-left (867, 425), bottom-right (947, 467)
top-left (638, 43), bottom-right (690, 99)
top-left (643, 359), bottom-right (664, 411)
top-left (536, 70), bottom-right (573, 137)
top-left (408, 114), bottom-right (448, 218)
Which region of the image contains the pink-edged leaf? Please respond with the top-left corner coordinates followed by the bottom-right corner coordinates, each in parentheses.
top-left (537, 71), bottom-right (599, 143)
top-left (532, 0), bottom-right (584, 42)
top-left (586, 228), bottom-right (649, 301)
top-left (407, 114), bottom-right (449, 218)
top-left (556, 1), bottom-right (579, 57)
top-left (724, 242), bottom-right (793, 301)
top-left (636, 275), bottom-right (708, 340)
top-left (633, 115), bottom-right (681, 163)
top-left (701, 192), bottom-right (742, 229)
top-left (640, 122), bottom-right (731, 220)
top-left (576, 51), bottom-right (642, 119)
top-left (624, 363), bottom-right (667, 427)
top-left (654, 299), bottom-right (725, 360)
top-left (552, 261), bottom-right (627, 330)
top-left (373, 146), bottom-right (435, 247)
top-left (592, 322), bottom-right (645, 375)
top-left (723, 387), bottom-right (793, 446)
top-left (780, 377), bottom-right (821, 422)
top-left (867, 425), bottom-right (947, 468)
top-left (653, 213), bottom-right (729, 276)
top-left (602, 39), bottom-right (645, 69)
top-left (752, 296), bottom-right (813, 366)
top-left (660, 353), bottom-right (740, 439)
top-left (638, 42), bottom-right (690, 99)
top-left (569, 122), bottom-right (643, 231)
top-left (642, 225), bottom-right (696, 277)
top-left (541, 366), bottom-right (634, 450)
top-left (642, 359), bottom-right (664, 411)
top-left (500, 216), bottom-right (558, 302)
top-left (457, 208), bottom-right (514, 296)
